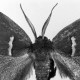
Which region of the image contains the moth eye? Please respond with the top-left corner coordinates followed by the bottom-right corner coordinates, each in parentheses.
top-left (8, 36), bottom-right (14, 56)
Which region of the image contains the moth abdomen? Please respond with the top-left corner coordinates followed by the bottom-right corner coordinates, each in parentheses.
top-left (34, 61), bottom-right (50, 80)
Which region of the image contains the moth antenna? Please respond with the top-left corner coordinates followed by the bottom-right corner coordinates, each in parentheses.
top-left (41, 3), bottom-right (58, 39)
top-left (20, 4), bottom-right (37, 40)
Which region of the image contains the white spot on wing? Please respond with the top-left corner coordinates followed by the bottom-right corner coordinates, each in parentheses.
top-left (71, 37), bottom-right (76, 57)
top-left (8, 36), bottom-right (14, 56)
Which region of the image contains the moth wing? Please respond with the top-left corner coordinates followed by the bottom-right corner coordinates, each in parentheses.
top-left (52, 19), bottom-right (80, 79)
top-left (51, 50), bottom-right (80, 80)
top-left (0, 12), bottom-right (32, 56)
top-left (52, 19), bottom-right (80, 56)
top-left (0, 52), bottom-right (33, 80)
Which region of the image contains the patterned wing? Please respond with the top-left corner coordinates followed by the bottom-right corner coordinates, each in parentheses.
top-left (53, 19), bottom-right (80, 57)
top-left (0, 12), bottom-right (32, 56)
top-left (0, 51), bottom-right (33, 80)
top-left (52, 19), bottom-right (80, 80)
top-left (0, 12), bottom-right (34, 80)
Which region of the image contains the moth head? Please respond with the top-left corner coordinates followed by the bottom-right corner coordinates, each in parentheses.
top-left (34, 36), bottom-right (53, 51)
top-left (20, 3), bottom-right (58, 40)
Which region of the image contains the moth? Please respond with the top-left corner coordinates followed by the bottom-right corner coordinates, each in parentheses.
top-left (0, 3), bottom-right (80, 80)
